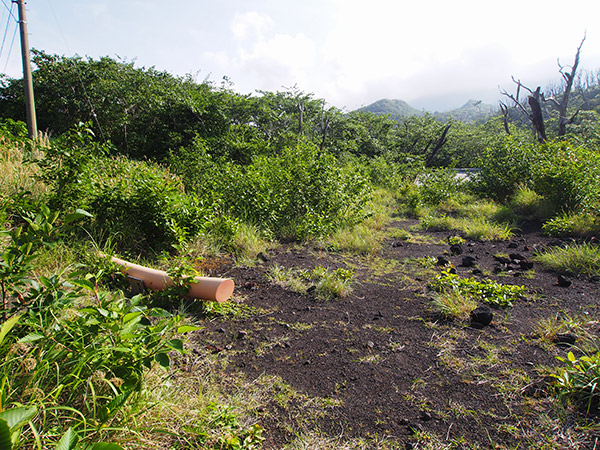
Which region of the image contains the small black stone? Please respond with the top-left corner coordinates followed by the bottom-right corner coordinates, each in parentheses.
top-left (554, 333), bottom-right (577, 346)
top-left (437, 256), bottom-right (450, 266)
top-left (461, 256), bottom-right (477, 267)
top-left (257, 252), bottom-right (269, 262)
top-left (471, 306), bottom-right (493, 327)
top-left (519, 260), bottom-right (534, 270)
top-left (508, 242), bottom-right (519, 248)
top-left (450, 244), bottom-right (463, 255)
top-left (557, 275), bottom-right (572, 287)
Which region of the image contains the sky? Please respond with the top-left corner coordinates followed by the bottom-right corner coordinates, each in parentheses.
top-left (1, 0), bottom-right (600, 111)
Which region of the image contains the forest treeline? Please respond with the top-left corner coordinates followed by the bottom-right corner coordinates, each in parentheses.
top-left (0, 49), bottom-right (599, 255)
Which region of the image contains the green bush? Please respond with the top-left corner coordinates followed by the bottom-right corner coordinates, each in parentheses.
top-left (531, 141), bottom-right (600, 215)
top-left (417, 168), bottom-right (463, 206)
top-left (474, 136), bottom-right (536, 201)
top-left (0, 208), bottom-right (194, 447)
top-left (174, 141), bottom-right (372, 240)
top-left (85, 157), bottom-right (211, 253)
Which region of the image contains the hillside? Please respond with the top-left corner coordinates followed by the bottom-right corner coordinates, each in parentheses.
top-left (358, 98), bottom-right (424, 121)
top-left (434, 99), bottom-right (498, 123)
top-left (359, 98), bottom-right (497, 123)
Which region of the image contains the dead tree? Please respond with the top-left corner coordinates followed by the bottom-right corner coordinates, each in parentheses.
top-left (543, 34), bottom-right (586, 136)
top-left (501, 78), bottom-right (546, 142)
top-left (500, 35), bottom-right (586, 141)
top-left (425, 124), bottom-right (451, 167)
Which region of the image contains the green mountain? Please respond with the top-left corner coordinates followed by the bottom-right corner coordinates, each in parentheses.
top-left (434, 99), bottom-right (498, 123)
top-left (358, 99), bottom-right (424, 121)
top-left (358, 98), bottom-right (498, 123)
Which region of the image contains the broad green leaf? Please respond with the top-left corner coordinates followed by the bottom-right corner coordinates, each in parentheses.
top-left (69, 279), bottom-right (96, 291)
top-left (122, 312), bottom-right (143, 324)
top-left (0, 418), bottom-right (11, 450)
top-left (176, 325), bottom-right (202, 334)
top-left (0, 405), bottom-right (37, 430)
top-left (18, 333), bottom-right (44, 343)
top-left (56, 427), bottom-right (79, 450)
top-left (64, 209), bottom-right (94, 224)
top-left (167, 339), bottom-right (184, 352)
top-left (0, 314), bottom-right (23, 347)
top-left (154, 352), bottom-right (170, 368)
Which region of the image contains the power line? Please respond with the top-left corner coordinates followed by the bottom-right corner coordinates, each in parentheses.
top-left (2, 16), bottom-right (17, 73)
top-left (0, 0), bottom-right (15, 62)
top-left (0, 0), bottom-right (17, 23)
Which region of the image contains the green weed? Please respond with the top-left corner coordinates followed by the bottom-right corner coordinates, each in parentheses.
top-left (553, 350), bottom-right (600, 414)
top-left (533, 243), bottom-right (600, 276)
top-left (430, 269), bottom-right (526, 308)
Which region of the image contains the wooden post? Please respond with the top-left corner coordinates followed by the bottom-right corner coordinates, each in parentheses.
top-left (16, 0), bottom-right (37, 139)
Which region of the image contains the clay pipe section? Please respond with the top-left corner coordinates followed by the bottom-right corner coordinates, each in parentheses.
top-left (109, 255), bottom-right (234, 302)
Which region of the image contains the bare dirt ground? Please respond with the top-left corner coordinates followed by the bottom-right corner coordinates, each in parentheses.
top-left (189, 219), bottom-right (600, 449)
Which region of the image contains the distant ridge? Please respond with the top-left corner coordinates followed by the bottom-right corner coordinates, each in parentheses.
top-left (358, 98), bottom-right (498, 123)
top-left (358, 99), bottom-right (423, 121)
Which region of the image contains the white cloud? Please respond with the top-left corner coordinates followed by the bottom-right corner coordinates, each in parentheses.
top-left (231, 11), bottom-right (274, 40)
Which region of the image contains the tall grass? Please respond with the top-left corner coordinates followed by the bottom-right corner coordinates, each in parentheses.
top-left (534, 243), bottom-right (600, 276)
top-left (0, 139), bottom-right (47, 203)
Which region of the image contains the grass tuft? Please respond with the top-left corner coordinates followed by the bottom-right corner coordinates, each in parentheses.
top-left (533, 243), bottom-right (600, 276)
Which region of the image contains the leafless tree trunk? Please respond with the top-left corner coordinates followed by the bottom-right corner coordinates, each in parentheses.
top-left (543, 34), bottom-right (586, 136)
top-left (500, 35), bottom-right (586, 140)
top-left (425, 124), bottom-right (451, 167)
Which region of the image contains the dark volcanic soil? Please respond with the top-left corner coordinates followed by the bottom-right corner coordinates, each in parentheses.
top-left (190, 219), bottom-right (600, 449)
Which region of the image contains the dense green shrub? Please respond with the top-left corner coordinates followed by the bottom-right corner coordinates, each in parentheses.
top-left (85, 157), bottom-right (212, 253)
top-left (531, 141), bottom-right (600, 215)
top-left (172, 141), bottom-right (371, 239)
top-left (474, 136), bottom-right (536, 201)
top-left (36, 125), bottom-right (213, 253)
top-left (227, 143), bottom-right (371, 238)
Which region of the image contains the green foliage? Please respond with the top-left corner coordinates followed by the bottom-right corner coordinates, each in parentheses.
top-left (430, 269), bottom-right (526, 307)
top-left (430, 289), bottom-right (477, 321)
top-left (0, 208), bottom-right (194, 447)
top-left (177, 141), bottom-right (371, 240)
top-left (553, 350), bottom-right (600, 414)
top-left (531, 141), bottom-right (600, 215)
top-left (533, 243), bottom-right (600, 276)
top-left (180, 403), bottom-right (264, 449)
top-left (474, 136), bottom-right (536, 201)
top-left (34, 126), bottom-right (213, 253)
top-left (417, 168), bottom-right (463, 206)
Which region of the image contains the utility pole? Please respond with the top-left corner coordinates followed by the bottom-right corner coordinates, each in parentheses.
top-left (16, 0), bottom-right (37, 139)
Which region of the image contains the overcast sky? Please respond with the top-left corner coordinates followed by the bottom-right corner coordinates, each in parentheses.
top-left (2, 0), bottom-right (600, 111)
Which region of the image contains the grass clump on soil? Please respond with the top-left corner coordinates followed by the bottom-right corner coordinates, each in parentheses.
top-left (267, 264), bottom-right (354, 300)
top-left (430, 289), bottom-right (478, 322)
top-left (533, 242), bottom-right (600, 276)
top-left (542, 212), bottom-right (600, 238)
top-left (420, 215), bottom-right (514, 241)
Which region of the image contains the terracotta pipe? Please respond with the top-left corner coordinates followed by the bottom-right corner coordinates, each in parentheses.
top-left (107, 255), bottom-right (234, 302)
